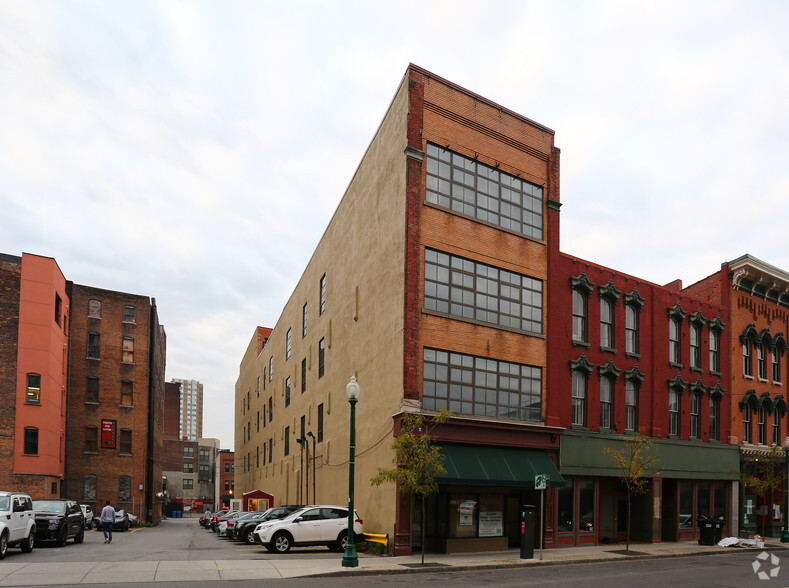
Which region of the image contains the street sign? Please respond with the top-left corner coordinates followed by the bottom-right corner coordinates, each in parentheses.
top-left (535, 474), bottom-right (549, 490)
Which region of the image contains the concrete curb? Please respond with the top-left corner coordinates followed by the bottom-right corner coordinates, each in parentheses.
top-left (311, 545), bottom-right (789, 578)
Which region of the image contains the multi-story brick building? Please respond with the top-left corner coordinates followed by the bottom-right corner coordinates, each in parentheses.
top-left (684, 254), bottom-right (789, 537)
top-left (64, 284), bottom-right (166, 524)
top-left (0, 253), bottom-right (70, 498)
top-left (546, 244), bottom-right (739, 546)
top-left (236, 64), bottom-right (564, 554)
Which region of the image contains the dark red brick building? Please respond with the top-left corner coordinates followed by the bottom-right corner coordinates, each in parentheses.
top-left (64, 284), bottom-right (165, 523)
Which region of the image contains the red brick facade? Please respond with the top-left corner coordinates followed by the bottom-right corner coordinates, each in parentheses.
top-left (65, 285), bottom-right (165, 523)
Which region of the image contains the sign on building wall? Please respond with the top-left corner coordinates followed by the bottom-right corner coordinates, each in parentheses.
top-left (101, 419), bottom-right (117, 449)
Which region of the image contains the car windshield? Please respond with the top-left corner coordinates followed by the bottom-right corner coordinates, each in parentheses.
top-left (116, 509), bottom-right (126, 517)
top-left (33, 500), bottom-right (66, 514)
top-left (280, 508), bottom-right (308, 521)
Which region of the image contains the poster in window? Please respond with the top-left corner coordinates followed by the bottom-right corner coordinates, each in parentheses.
top-left (479, 511), bottom-right (503, 537)
top-left (101, 419), bottom-right (116, 449)
top-left (459, 500), bottom-right (476, 525)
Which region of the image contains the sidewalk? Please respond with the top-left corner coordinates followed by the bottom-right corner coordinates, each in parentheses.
top-left (1, 537), bottom-right (786, 584)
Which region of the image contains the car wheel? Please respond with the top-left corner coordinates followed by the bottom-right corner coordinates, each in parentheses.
top-left (74, 526), bottom-right (85, 544)
top-left (20, 530), bottom-right (34, 553)
top-left (56, 526), bottom-right (68, 547)
top-left (245, 529), bottom-right (256, 545)
top-left (272, 532), bottom-right (292, 553)
top-left (0, 532), bottom-right (8, 560)
top-left (332, 531), bottom-right (348, 552)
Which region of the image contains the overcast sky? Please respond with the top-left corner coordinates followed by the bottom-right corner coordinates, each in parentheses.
top-left (2, 1), bottom-right (788, 451)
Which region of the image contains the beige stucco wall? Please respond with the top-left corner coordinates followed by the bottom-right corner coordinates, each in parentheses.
top-left (235, 73), bottom-right (410, 538)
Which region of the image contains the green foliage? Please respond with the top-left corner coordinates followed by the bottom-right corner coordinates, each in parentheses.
top-left (604, 431), bottom-right (660, 552)
top-left (370, 409), bottom-right (451, 498)
top-left (741, 445), bottom-right (785, 497)
top-left (604, 431), bottom-right (660, 496)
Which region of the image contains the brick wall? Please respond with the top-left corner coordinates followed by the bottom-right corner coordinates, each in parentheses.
top-left (65, 285), bottom-right (153, 512)
top-left (0, 259), bottom-right (21, 490)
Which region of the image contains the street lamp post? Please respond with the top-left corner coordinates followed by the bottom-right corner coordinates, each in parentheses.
top-left (342, 375), bottom-right (360, 568)
top-left (307, 431), bottom-right (316, 505)
top-left (782, 436), bottom-right (789, 543)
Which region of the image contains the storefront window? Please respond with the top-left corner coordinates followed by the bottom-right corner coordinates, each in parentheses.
top-left (578, 480), bottom-right (594, 533)
top-left (679, 481), bottom-right (693, 528)
top-left (713, 482), bottom-right (726, 519)
top-left (449, 494), bottom-right (478, 538)
top-left (697, 482), bottom-right (710, 518)
top-left (556, 480), bottom-right (574, 532)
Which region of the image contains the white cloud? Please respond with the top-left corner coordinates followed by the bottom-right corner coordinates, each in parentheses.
top-left (2, 0), bottom-right (789, 448)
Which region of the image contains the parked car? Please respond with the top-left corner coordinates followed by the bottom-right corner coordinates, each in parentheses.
top-left (0, 491), bottom-right (36, 559)
top-left (32, 499), bottom-right (85, 546)
top-left (235, 506), bottom-right (303, 544)
top-left (113, 509), bottom-right (130, 532)
top-left (217, 511), bottom-right (248, 536)
top-left (128, 513), bottom-right (140, 527)
top-left (211, 509), bottom-right (235, 532)
top-left (79, 505), bottom-right (93, 528)
top-left (199, 511), bottom-right (212, 528)
top-left (254, 506), bottom-right (363, 553)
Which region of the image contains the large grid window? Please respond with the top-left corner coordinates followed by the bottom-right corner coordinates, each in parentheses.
top-left (600, 376), bottom-right (613, 429)
top-left (572, 371), bottom-right (587, 426)
top-left (424, 249), bottom-right (542, 334)
top-left (422, 348), bottom-right (541, 422)
top-left (425, 143), bottom-right (544, 239)
top-left (669, 390), bottom-right (680, 436)
top-left (625, 380), bottom-right (638, 431)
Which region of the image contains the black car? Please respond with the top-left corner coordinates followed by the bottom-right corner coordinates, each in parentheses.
top-left (32, 499), bottom-right (85, 546)
top-left (113, 509), bottom-right (130, 532)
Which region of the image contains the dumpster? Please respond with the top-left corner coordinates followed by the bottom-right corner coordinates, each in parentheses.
top-left (697, 515), bottom-right (715, 545)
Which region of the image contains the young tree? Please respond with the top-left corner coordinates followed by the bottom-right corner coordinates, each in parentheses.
top-left (741, 445), bottom-right (786, 537)
top-left (604, 431), bottom-right (660, 552)
top-left (370, 409), bottom-right (451, 564)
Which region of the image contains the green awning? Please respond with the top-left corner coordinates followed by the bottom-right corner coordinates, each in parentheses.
top-left (436, 444), bottom-right (565, 488)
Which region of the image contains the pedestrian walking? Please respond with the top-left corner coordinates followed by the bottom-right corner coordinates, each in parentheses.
top-left (100, 500), bottom-right (115, 544)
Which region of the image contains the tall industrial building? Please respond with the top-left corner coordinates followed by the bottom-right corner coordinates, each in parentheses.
top-left (170, 378), bottom-right (203, 441)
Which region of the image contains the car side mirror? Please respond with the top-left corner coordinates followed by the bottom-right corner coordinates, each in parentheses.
top-left (295, 516), bottom-right (303, 523)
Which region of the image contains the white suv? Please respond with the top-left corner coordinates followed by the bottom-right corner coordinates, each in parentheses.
top-left (255, 505), bottom-right (363, 553)
top-left (0, 491), bottom-right (36, 559)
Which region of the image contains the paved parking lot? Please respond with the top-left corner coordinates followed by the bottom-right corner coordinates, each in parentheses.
top-left (2, 516), bottom-right (356, 564)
